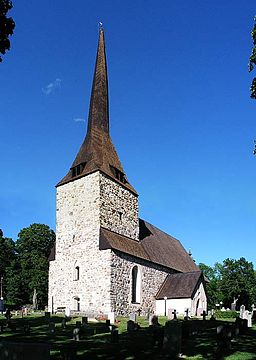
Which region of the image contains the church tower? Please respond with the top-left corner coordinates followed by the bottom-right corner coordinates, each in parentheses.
top-left (48, 28), bottom-right (139, 314)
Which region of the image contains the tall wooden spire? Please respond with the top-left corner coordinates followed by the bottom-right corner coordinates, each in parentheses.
top-left (57, 28), bottom-right (137, 195)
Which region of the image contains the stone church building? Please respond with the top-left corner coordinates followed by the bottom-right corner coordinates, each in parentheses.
top-left (48, 28), bottom-right (207, 316)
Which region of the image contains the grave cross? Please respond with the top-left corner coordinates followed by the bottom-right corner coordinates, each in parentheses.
top-left (172, 309), bottom-right (177, 320)
top-left (201, 310), bottom-right (207, 321)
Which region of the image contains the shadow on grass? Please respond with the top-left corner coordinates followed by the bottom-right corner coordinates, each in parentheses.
top-left (1, 316), bottom-right (256, 359)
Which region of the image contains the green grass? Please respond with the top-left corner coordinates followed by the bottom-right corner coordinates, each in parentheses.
top-left (0, 314), bottom-right (256, 359)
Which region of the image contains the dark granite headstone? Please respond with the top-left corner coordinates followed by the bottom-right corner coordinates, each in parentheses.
top-left (163, 321), bottom-right (182, 357)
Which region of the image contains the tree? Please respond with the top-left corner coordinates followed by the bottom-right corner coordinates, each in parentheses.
top-left (15, 224), bottom-right (55, 308)
top-left (0, 229), bottom-right (16, 290)
top-left (249, 17), bottom-right (256, 99)
top-left (0, 0), bottom-right (15, 62)
top-left (219, 257), bottom-right (256, 309)
top-left (199, 262), bottom-right (223, 309)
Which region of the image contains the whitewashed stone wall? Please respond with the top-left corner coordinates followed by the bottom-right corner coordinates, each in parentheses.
top-left (191, 281), bottom-right (207, 315)
top-left (99, 173), bottom-right (139, 240)
top-left (156, 298), bottom-right (192, 316)
top-left (110, 251), bottom-right (175, 315)
top-left (48, 172), bottom-right (112, 314)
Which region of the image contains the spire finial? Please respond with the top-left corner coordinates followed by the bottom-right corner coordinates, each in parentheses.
top-left (99, 21), bottom-right (103, 32)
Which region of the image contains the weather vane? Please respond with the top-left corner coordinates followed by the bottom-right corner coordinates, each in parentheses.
top-left (99, 22), bottom-right (103, 31)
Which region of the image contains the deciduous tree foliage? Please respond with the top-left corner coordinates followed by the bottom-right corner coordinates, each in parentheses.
top-left (249, 17), bottom-right (256, 99)
top-left (200, 257), bottom-right (256, 310)
top-left (0, 0), bottom-right (15, 62)
top-left (2, 224), bottom-right (55, 308)
top-left (15, 224), bottom-right (55, 308)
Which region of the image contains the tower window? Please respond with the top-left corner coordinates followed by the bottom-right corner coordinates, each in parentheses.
top-left (74, 266), bottom-right (80, 281)
top-left (109, 165), bottom-right (127, 184)
top-left (71, 162), bottom-right (86, 178)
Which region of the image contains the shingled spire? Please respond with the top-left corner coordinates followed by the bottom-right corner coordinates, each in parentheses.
top-left (57, 27), bottom-right (137, 195)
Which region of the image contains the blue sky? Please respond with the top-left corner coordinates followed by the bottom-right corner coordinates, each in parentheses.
top-left (1, 1), bottom-right (256, 268)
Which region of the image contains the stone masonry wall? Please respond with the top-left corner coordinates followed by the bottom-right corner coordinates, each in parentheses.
top-left (48, 172), bottom-right (112, 314)
top-left (99, 173), bottom-right (139, 240)
top-left (110, 251), bottom-right (176, 315)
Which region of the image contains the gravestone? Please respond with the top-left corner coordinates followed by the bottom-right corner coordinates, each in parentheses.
top-left (82, 316), bottom-right (88, 325)
top-left (108, 311), bottom-right (115, 324)
top-left (167, 308), bottom-right (175, 320)
top-left (244, 310), bottom-right (252, 327)
top-left (201, 310), bottom-right (207, 321)
top-left (239, 305), bottom-right (245, 319)
top-left (129, 312), bottom-right (136, 322)
top-left (148, 314), bottom-right (154, 325)
top-left (216, 325), bottom-right (233, 351)
top-left (62, 318), bottom-right (67, 329)
top-left (127, 320), bottom-right (135, 332)
top-left (65, 307), bottom-right (71, 317)
top-left (231, 303), bottom-right (236, 311)
top-left (110, 328), bottom-right (119, 343)
top-left (163, 320), bottom-right (182, 357)
top-left (106, 319), bottom-right (111, 326)
top-left (172, 309), bottom-right (177, 320)
top-left (49, 322), bottom-right (55, 334)
top-left (45, 311), bottom-right (51, 322)
top-left (0, 342), bottom-right (50, 360)
top-left (73, 327), bottom-right (80, 341)
top-left (184, 308), bottom-right (189, 321)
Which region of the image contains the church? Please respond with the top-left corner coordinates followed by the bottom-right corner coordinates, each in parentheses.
top-left (48, 28), bottom-right (207, 317)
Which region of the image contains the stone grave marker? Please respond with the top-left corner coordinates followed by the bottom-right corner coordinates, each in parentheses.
top-left (76, 321), bottom-right (82, 328)
top-left (163, 320), bottom-right (182, 357)
top-left (172, 309), bottom-right (177, 320)
top-left (231, 302), bottom-right (236, 311)
top-left (110, 328), bottom-right (119, 343)
top-left (62, 318), bottom-right (67, 330)
top-left (44, 311), bottom-right (51, 323)
top-left (240, 305), bottom-right (245, 319)
top-left (167, 308), bottom-right (174, 320)
top-left (49, 321), bottom-right (55, 334)
top-left (82, 316), bottom-right (88, 325)
top-left (108, 311), bottom-right (115, 324)
top-left (201, 310), bottom-right (207, 321)
top-left (216, 324), bottom-right (233, 351)
top-left (184, 308), bottom-right (189, 321)
top-left (148, 314), bottom-right (154, 325)
top-left (73, 327), bottom-right (80, 341)
top-left (127, 320), bottom-right (135, 332)
top-left (244, 310), bottom-right (252, 327)
top-left (65, 307), bottom-right (71, 317)
top-left (129, 312), bottom-right (136, 322)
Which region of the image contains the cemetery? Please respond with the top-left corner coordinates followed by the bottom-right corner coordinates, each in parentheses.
top-left (0, 307), bottom-right (256, 359)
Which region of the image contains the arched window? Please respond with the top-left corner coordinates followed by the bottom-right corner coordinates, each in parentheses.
top-left (74, 266), bottom-right (80, 281)
top-left (131, 266), bottom-right (141, 303)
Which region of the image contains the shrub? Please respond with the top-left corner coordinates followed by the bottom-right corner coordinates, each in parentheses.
top-left (215, 310), bottom-right (238, 319)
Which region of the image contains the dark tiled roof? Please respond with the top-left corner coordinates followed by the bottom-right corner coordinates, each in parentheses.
top-left (57, 29), bottom-right (136, 195)
top-left (99, 219), bottom-right (199, 273)
top-left (155, 271), bottom-right (203, 299)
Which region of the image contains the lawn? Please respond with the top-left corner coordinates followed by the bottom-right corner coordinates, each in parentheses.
top-left (0, 314), bottom-right (256, 359)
